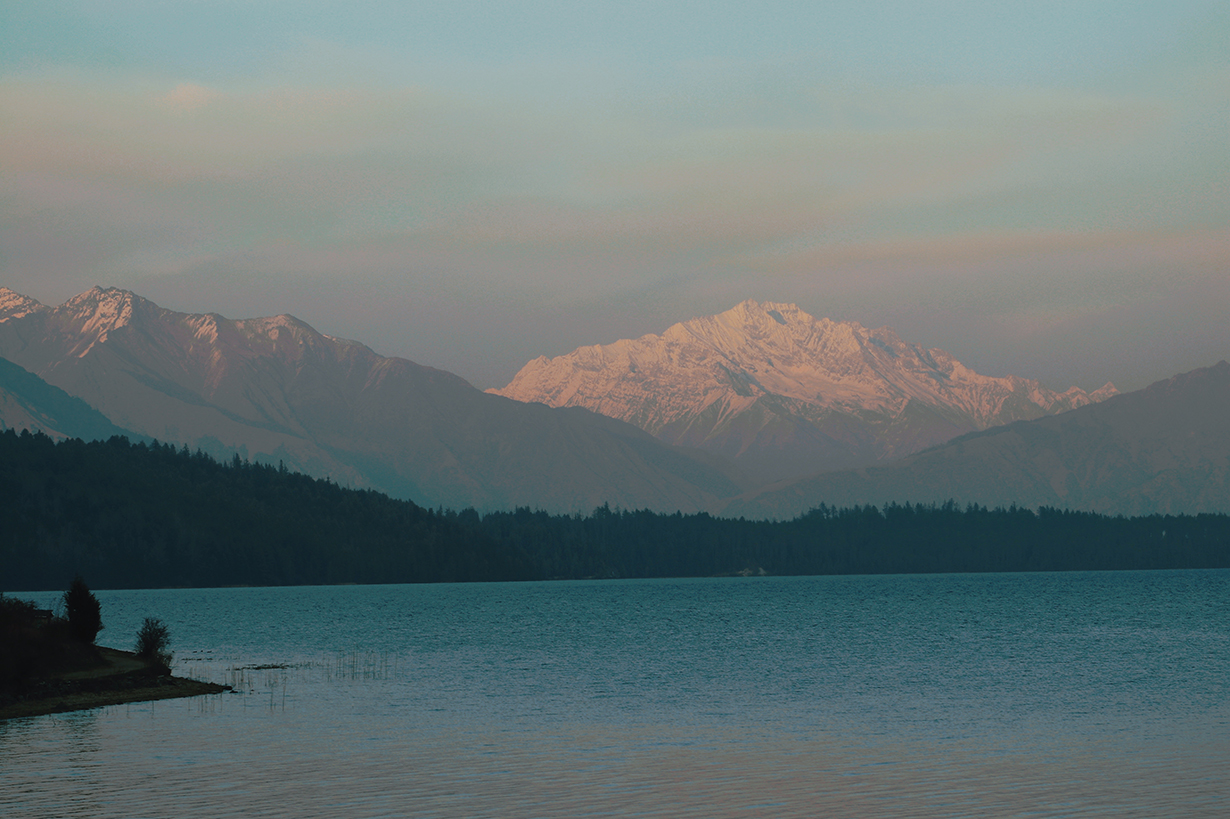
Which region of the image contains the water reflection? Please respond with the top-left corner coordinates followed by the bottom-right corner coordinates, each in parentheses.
top-left (10, 714), bottom-right (1219, 819)
top-left (2, 711), bottom-right (104, 818)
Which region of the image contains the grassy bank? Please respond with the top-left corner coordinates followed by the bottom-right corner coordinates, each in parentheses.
top-left (0, 646), bottom-right (230, 720)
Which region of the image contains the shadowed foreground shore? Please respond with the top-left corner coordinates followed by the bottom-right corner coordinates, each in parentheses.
top-left (1, 646), bottom-right (230, 721)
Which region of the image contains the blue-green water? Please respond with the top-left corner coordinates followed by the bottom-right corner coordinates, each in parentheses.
top-left (4, 571), bottom-right (1228, 817)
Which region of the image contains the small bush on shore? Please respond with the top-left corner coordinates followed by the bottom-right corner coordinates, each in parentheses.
top-left (135, 617), bottom-right (172, 670)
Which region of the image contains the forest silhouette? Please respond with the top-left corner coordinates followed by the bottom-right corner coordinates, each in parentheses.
top-left (3, 429), bottom-right (1227, 591)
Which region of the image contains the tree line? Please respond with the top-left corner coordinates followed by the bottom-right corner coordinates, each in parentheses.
top-left (2, 429), bottom-right (1227, 591)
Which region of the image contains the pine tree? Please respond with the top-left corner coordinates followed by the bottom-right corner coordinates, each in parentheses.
top-left (63, 576), bottom-right (103, 643)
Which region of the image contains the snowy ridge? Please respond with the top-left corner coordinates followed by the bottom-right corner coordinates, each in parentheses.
top-left (0, 288), bottom-right (47, 323)
top-left (0, 285), bottom-right (746, 513)
top-left (18, 286), bottom-right (369, 375)
top-left (492, 300), bottom-right (1117, 481)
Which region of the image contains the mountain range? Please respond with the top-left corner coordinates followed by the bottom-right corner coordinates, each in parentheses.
top-left (1, 286), bottom-right (1225, 518)
top-left (0, 287), bottom-right (743, 514)
top-left (493, 300), bottom-right (1117, 484)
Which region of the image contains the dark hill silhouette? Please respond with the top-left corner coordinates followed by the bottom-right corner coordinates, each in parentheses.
top-left (725, 362), bottom-right (1230, 519)
top-left (4, 430), bottom-right (1227, 592)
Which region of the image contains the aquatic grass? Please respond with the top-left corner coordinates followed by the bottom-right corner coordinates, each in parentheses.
top-left (206, 651), bottom-right (397, 713)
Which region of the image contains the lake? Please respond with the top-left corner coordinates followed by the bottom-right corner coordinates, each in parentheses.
top-left (3, 570), bottom-right (1228, 817)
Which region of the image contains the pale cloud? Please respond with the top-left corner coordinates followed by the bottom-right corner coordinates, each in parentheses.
top-left (0, 67), bottom-right (1200, 257)
top-left (2, 8), bottom-right (1226, 395)
top-left (752, 227), bottom-right (1230, 276)
top-left (160, 82), bottom-right (220, 111)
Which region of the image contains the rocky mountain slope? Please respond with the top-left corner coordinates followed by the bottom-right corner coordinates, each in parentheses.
top-left (725, 361), bottom-right (1230, 519)
top-left (0, 356), bottom-right (135, 442)
top-left (493, 300), bottom-right (1117, 483)
top-left (0, 287), bottom-right (745, 513)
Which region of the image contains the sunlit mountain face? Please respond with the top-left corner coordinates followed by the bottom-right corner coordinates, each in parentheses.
top-left (494, 300), bottom-right (1116, 484)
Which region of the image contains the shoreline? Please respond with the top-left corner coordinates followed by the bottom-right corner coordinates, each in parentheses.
top-left (0, 646), bottom-right (231, 722)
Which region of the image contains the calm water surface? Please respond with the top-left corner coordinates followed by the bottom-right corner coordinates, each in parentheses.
top-left (4, 571), bottom-right (1228, 817)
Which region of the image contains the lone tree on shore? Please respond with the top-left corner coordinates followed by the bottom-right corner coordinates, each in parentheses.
top-left (135, 617), bottom-right (172, 669)
top-left (63, 576), bottom-right (102, 644)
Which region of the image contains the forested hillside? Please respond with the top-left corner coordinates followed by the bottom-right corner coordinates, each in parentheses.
top-left (1, 430), bottom-right (534, 590)
top-left (3, 430), bottom-right (1228, 591)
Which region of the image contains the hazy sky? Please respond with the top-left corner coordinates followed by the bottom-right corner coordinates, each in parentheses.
top-left (3, 2), bottom-right (1227, 392)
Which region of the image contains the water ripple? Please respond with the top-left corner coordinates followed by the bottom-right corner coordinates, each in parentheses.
top-left (4, 570), bottom-right (1228, 817)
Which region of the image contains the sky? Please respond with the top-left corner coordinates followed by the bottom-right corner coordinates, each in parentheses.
top-left (2, 2), bottom-right (1227, 393)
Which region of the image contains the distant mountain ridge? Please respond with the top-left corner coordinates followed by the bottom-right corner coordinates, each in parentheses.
top-left (0, 286), bottom-right (745, 513)
top-left (5, 286), bottom-right (1217, 520)
top-left (493, 300), bottom-right (1117, 483)
top-left (725, 361), bottom-right (1230, 519)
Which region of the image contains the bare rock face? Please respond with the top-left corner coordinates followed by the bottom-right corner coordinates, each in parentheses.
top-left (725, 361), bottom-right (1230, 520)
top-left (492, 300), bottom-right (1117, 483)
top-left (0, 287), bottom-right (745, 514)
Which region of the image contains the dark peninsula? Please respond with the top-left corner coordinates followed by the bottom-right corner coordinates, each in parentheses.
top-left (1, 582), bottom-right (228, 721)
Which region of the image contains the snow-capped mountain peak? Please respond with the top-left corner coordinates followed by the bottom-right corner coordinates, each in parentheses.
top-left (61, 287), bottom-right (149, 347)
top-left (492, 300), bottom-right (1118, 483)
top-left (0, 288), bottom-right (48, 322)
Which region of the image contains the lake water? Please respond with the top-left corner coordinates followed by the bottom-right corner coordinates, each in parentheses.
top-left (4, 571), bottom-right (1228, 817)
